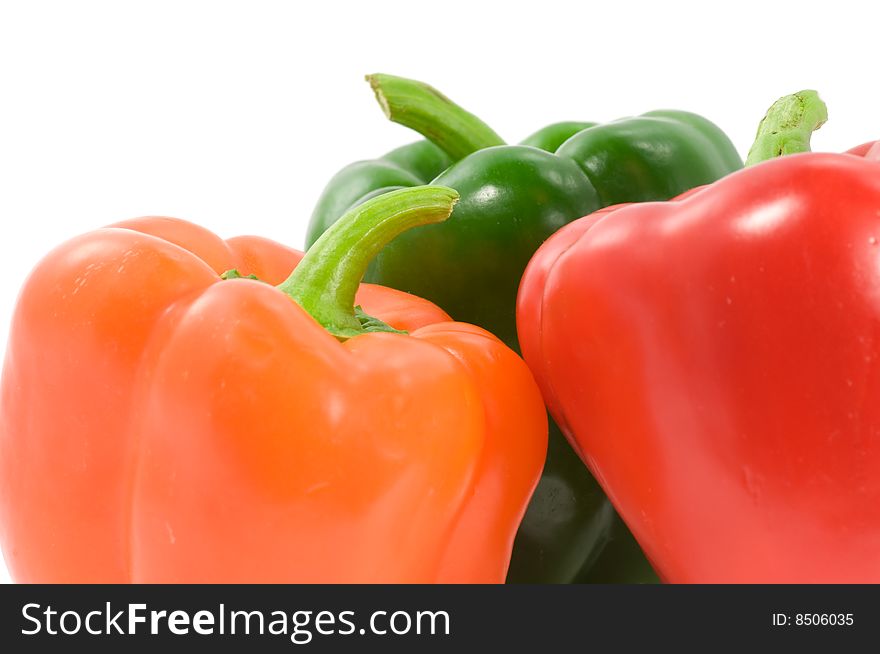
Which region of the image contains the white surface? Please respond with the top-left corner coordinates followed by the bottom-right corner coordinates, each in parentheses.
top-left (0, 0), bottom-right (876, 583)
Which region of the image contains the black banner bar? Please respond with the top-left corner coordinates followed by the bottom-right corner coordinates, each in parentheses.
top-left (0, 584), bottom-right (875, 651)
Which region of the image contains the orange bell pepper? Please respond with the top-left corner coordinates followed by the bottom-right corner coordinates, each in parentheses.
top-left (0, 186), bottom-right (547, 583)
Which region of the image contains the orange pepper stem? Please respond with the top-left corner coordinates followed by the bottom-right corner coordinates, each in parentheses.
top-left (745, 90), bottom-right (828, 167)
top-left (278, 186), bottom-right (459, 340)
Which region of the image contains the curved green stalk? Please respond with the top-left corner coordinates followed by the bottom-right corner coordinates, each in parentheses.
top-left (745, 90), bottom-right (828, 166)
top-left (367, 73), bottom-right (505, 161)
top-left (279, 186), bottom-right (459, 340)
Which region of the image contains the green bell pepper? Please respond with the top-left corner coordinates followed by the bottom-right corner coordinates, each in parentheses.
top-left (520, 121), bottom-right (597, 152)
top-left (306, 74), bottom-right (742, 583)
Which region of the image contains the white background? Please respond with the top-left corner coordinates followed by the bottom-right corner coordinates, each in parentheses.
top-left (0, 0), bottom-right (876, 583)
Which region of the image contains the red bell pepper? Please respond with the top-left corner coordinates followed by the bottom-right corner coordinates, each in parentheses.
top-left (517, 91), bottom-right (880, 582)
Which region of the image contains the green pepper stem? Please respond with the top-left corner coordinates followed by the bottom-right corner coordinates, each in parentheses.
top-left (278, 186), bottom-right (459, 340)
top-left (366, 73), bottom-right (506, 161)
top-left (745, 90), bottom-right (828, 166)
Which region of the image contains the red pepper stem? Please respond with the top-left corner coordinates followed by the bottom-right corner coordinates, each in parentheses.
top-left (745, 90), bottom-right (828, 167)
top-left (366, 73), bottom-right (506, 161)
top-left (278, 186), bottom-right (459, 340)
